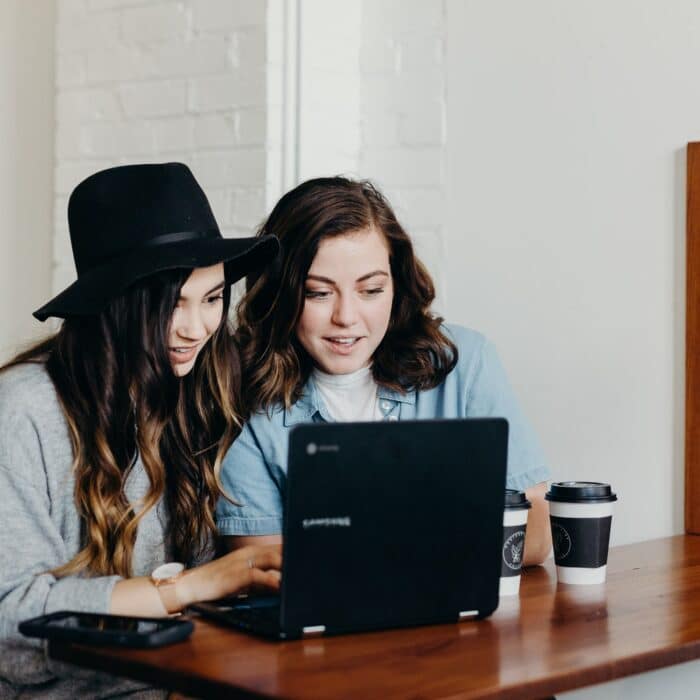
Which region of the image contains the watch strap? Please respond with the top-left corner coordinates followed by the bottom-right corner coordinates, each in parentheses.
top-left (151, 566), bottom-right (186, 615)
top-left (154, 579), bottom-right (182, 615)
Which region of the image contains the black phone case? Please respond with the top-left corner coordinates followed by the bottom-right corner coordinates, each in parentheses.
top-left (18, 611), bottom-right (194, 648)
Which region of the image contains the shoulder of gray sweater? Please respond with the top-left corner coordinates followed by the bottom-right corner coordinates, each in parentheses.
top-left (0, 362), bottom-right (59, 418)
top-left (0, 363), bottom-right (66, 471)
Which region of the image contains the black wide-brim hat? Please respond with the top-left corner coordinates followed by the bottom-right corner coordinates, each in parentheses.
top-left (34, 162), bottom-right (279, 321)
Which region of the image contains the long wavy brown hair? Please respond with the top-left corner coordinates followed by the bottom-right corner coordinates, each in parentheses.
top-left (237, 176), bottom-right (458, 413)
top-left (2, 268), bottom-right (240, 578)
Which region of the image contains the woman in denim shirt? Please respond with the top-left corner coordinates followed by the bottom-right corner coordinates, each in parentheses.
top-left (218, 177), bottom-right (552, 565)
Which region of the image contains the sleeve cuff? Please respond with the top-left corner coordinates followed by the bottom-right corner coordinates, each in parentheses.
top-left (44, 574), bottom-right (122, 615)
top-left (505, 465), bottom-right (551, 492)
top-left (217, 516), bottom-right (283, 537)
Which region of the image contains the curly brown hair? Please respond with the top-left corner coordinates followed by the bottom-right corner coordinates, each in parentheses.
top-left (236, 176), bottom-right (457, 413)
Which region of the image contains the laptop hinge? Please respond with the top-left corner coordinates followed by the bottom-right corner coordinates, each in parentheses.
top-left (458, 610), bottom-right (479, 621)
top-left (302, 625), bottom-right (326, 637)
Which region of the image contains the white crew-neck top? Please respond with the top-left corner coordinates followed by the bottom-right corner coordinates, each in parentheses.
top-left (311, 365), bottom-right (383, 422)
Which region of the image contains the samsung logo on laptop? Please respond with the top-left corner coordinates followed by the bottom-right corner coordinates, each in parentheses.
top-left (302, 517), bottom-right (351, 529)
top-left (306, 442), bottom-right (339, 455)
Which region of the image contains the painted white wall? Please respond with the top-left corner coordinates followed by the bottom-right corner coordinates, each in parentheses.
top-left (297, 0), bottom-right (362, 180)
top-left (0, 0), bottom-right (55, 362)
top-left (446, 0), bottom-right (694, 549)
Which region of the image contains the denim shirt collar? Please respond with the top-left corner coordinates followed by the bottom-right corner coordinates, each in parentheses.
top-left (283, 378), bottom-right (416, 427)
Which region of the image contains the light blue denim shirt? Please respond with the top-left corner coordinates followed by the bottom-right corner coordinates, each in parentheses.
top-left (217, 324), bottom-right (550, 536)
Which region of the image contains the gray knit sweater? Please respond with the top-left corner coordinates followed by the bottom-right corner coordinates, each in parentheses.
top-left (0, 362), bottom-right (193, 699)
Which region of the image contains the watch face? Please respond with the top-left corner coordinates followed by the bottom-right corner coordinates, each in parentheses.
top-left (152, 562), bottom-right (185, 580)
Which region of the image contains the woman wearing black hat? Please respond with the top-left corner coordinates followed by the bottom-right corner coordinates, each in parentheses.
top-left (0, 163), bottom-right (281, 698)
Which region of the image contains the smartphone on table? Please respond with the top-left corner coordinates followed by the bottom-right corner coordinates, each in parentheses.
top-left (19, 611), bottom-right (193, 648)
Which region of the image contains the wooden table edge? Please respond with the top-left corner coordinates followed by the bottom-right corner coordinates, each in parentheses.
top-left (49, 637), bottom-right (268, 700)
top-left (488, 640), bottom-right (700, 700)
top-left (50, 621), bottom-right (700, 700)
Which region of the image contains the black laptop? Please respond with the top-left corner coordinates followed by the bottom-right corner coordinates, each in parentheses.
top-left (194, 417), bottom-right (508, 639)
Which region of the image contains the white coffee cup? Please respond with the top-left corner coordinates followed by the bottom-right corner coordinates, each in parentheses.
top-left (499, 489), bottom-right (531, 596)
top-left (546, 482), bottom-right (617, 585)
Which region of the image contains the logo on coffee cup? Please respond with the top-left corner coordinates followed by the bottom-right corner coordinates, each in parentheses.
top-left (502, 530), bottom-right (525, 570)
top-left (552, 523), bottom-right (572, 559)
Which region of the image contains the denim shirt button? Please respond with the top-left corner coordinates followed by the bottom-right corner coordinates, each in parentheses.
top-left (380, 400), bottom-right (392, 412)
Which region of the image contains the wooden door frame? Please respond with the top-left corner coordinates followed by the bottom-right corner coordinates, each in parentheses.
top-left (686, 142), bottom-right (700, 532)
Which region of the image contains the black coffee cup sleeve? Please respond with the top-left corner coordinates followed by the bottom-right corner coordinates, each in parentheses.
top-left (550, 516), bottom-right (612, 568)
top-left (501, 524), bottom-right (527, 577)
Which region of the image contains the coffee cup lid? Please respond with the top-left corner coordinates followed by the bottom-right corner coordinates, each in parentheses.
top-left (504, 489), bottom-right (532, 510)
top-left (545, 481), bottom-right (617, 503)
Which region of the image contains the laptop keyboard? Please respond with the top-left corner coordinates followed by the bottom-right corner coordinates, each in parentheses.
top-left (192, 596), bottom-right (282, 636)
top-left (229, 604), bottom-right (281, 627)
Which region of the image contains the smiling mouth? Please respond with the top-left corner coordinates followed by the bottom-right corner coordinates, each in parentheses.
top-left (323, 337), bottom-right (366, 353)
top-left (325, 337), bottom-right (361, 344)
top-left (168, 345), bottom-right (199, 362)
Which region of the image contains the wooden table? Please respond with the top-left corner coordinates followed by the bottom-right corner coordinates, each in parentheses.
top-left (50, 535), bottom-right (700, 699)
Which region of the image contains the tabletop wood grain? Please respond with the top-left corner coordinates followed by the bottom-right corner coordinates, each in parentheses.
top-left (50, 535), bottom-right (700, 699)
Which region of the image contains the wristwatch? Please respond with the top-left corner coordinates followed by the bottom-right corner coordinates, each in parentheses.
top-left (150, 562), bottom-right (186, 615)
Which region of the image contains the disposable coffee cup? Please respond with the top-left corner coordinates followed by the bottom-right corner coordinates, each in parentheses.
top-left (545, 481), bottom-right (617, 585)
top-left (499, 489), bottom-right (531, 596)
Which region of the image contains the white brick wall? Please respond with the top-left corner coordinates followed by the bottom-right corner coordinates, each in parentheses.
top-left (291, 0), bottom-right (448, 309)
top-left (359, 1), bottom-right (448, 311)
top-left (53, 0), bottom-right (273, 295)
top-left (53, 0), bottom-right (449, 309)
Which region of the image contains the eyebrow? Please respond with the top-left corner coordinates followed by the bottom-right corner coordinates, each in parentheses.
top-left (204, 281), bottom-right (226, 295)
top-left (306, 271), bottom-right (389, 285)
top-left (179, 280), bottom-right (226, 300)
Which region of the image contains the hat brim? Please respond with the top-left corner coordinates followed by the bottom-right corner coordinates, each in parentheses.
top-left (33, 235), bottom-right (279, 321)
